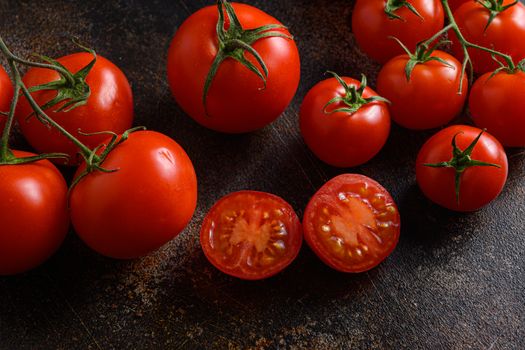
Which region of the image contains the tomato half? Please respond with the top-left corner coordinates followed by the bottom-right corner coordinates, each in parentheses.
top-left (303, 174), bottom-right (400, 273)
top-left (167, 2), bottom-right (300, 133)
top-left (450, 1), bottom-right (525, 74)
top-left (70, 131), bottom-right (197, 259)
top-left (200, 191), bottom-right (302, 280)
top-left (16, 52), bottom-right (134, 165)
top-left (377, 50), bottom-right (468, 130)
top-left (352, 0), bottom-right (444, 64)
top-left (470, 70), bottom-right (525, 147)
top-left (300, 75), bottom-right (390, 168)
top-left (0, 65), bottom-right (14, 134)
top-left (416, 125), bottom-right (508, 211)
top-left (0, 151), bottom-right (69, 275)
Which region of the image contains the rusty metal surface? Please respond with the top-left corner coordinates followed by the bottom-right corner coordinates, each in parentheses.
top-left (1, 0), bottom-right (524, 349)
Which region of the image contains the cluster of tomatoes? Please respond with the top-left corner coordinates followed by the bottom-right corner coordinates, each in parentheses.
top-left (1, 0), bottom-right (524, 281)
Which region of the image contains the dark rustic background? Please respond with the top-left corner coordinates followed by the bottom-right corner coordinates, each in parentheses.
top-left (1, 1), bottom-right (524, 349)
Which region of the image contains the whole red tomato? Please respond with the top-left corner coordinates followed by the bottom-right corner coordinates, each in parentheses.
top-left (416, 125), bottom-right (508, 212)
top-left (377, 50), bottom-right (468, 130)
top-left (352, 0), bottom-right (444, 64)
top-left (300, 73), bottom-right (390, 168)
top-left (450, 0), bottom-right (525, 74)
top-left (70, 131), bottom-right (197, 259)
top-left (16, 52), bottom-right (134, 165)
top-left (167, 1), bottom-right (300, 133)
top-left (470, 70), bottom-right (525, 147)
top-left (303, 174), bottom-right (400, 273)
top-left (449, 0), bottom-right (472, 11)
top-left (0, 151), bottom-right (69, 275)
top-left (0, 65), bottom-right (14, 134)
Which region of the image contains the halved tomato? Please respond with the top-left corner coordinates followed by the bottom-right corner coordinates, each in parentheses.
top-left (303, 174), bottom-right (400, 273)
top-left (200, 191), bottom-right (302, 280)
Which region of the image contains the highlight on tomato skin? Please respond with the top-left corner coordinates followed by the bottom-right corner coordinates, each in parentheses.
top-left (303, 174), bottom-right (401, 273)
top-left (199, 191), bottom-right (303, 280)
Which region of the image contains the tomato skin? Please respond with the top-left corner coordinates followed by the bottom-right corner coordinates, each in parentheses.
top-left (0, 151), bottom-right (69, 275)
top-left (470, 71), bottom-right (525, 147)
top-left (449, 0), bottom-right (472, 11)
top-left (167, 3), bottom-right (300, 133)
top-left (200, 191), bottom-right (302, 280)
top-left (416, 125), bottom-right (508, 212)
top-left (303, 174), bottom-right (400, 273)
top-left (377, 50), bottom-right (468, 130)
top-left (300, 76), bottom-right (390, 168)
top-left (70, 131), bottom-right (197, 259)
top-left (16, 53), bottom-right (134, 165)
top-left (0, 65), bottom-right (14, 134)
top-left (450, 1), bottom-right (525, 74)
top-left (352, 0), bottom-right (444, 64)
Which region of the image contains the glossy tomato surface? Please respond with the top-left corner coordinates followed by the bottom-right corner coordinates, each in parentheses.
top-left (449, 0), bottom-right (472, 11)
top-left (70, 131), bottom-right (197, 259)
top-left (470, 70), bottom-right (525, 147)
top-left (377, 50), bottom-right (468, 130)
top-left (0, 151), bottom-right (69, 275)
top-left (416, 125), bottom-right (508, 211)
top-left (352, 0), bottom-right (444, 64)
top-left (0, 65), bottom-right (14, 134)
top-left (16, 52), bottom-right (134, 165)
top-left (303, 174), bottom-right (400, 273)
top-left (200, 191), bottom-right (302, 280)
top-left (450, 1), bottom-right (525, 74)
top-left (167, 3), bottom-right (300, 133)
top-left (300, 76), bottom-right (390, 168)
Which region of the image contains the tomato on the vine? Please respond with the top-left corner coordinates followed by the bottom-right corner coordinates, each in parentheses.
top-left (0, 65), bottom-right (13, 134)
top-left (303, 174), bottom-right (400, 273)
top-left (200, 191), bottom-right (302, 280)
top-left (449, 0), bottom-right (472, 11)
top-left (450, 0), bottom-right (525, 74)
top-left (416, 125), bottom-right (508, 212)
top-left (377, 49), bottom-right (468, 130)
top-left (352, 0), bottom-right (444, 64)
top-left (0, 151), bottom-right (69, 275)
top-left (16, 52), bottom-right (134, 165)
top-left (470, 69), bottom-right (525, 147)
top-left (70, 131), bottom-right (197, 259)
top-left (167, 0), bottom-right (300, 133)
top-left (300, 73), bottom-right (390, 168)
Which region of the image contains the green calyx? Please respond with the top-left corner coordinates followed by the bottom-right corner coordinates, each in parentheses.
top-left (0, 149), bottom-right (69, 166)
top-left (203, 0), bottom-right (292, 113)
top-left (384, 0), bottom-right (423, 21)
top-left (476, 0), bottom-right (519, 31)
top-left (323, 71), bottom-right (390, 115)
top-left (424, 130), bottom-right (501, 204)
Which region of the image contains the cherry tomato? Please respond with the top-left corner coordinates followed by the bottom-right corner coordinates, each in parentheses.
top-left (0, 151), bottom-right (69, 275)
top-left (416, 125), bottom-right (508, 212)
top-left (450, 0), bottom-right (525, 74)
top-left (167, 2), bottom-right (300, 133)
top-left (200, 191), bottom-right (302, 280)
top-left (377, 50), bottom-right (468, 130)
top-left (0, 65), bottom-right (14, 134)
top-left (300, 74), bottom-right (390, 167)
top-left (352, 0), bottom-right (444, 64)
top-left (303, 174), bottom-right (400, 273)
top-left (470, 70), bottom-right (525, 147)
top-left (70, 131), bottom-right (197, 259)
top-left (16, 52), bottom-right (134, 165)
top-left (449, 0), bottom-right (472, 11)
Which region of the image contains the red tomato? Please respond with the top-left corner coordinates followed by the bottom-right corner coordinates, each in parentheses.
top-left (470, 70), bottom-right (525, 147)
top-left (450, 0), bottom-right (525, 74)
top-left (200, 191), bottom-right (302, 280)
top-left (16, 53), bottom-right (134, 165)
top-left (0, 151), bottom-right (69, 275)
top-left (352, 0), bottom-right (444, 64)
top-left (416, 125), bottom-right (508, 211)
top-left (377, 50), bottom-right (468, 130)
top-left (300, 74), bottom-right (390, 167)
top-left (167, 2), bottom-right (300, 133)
top-left (449, 0), bottom-right (472, 11)
top-left (0, 65), bottom-right (14, 134)
top-left (70, 131), bottom-right (197, 259)
top-left (303, 174), bottom-right (400, 273)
